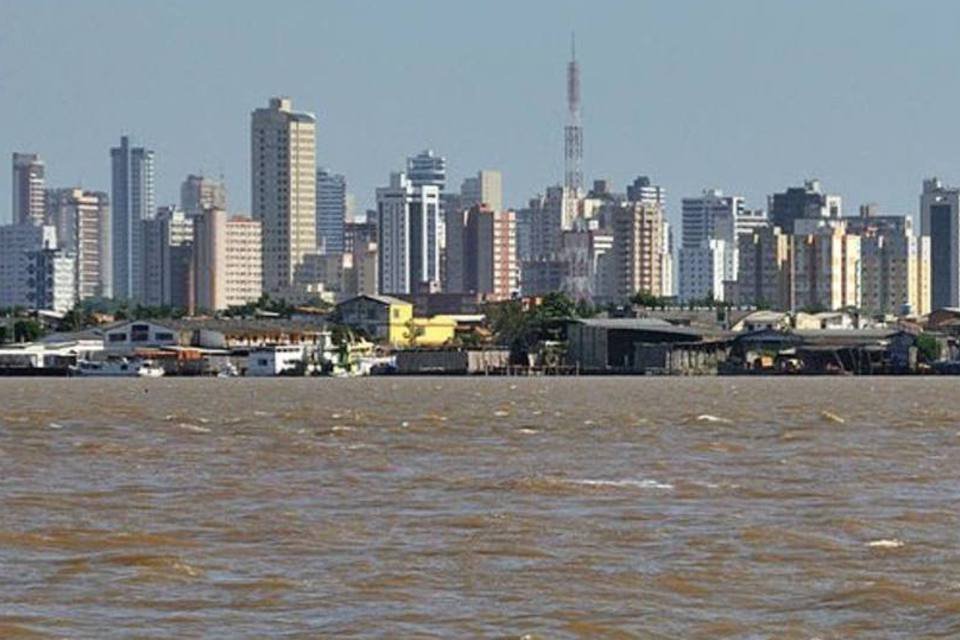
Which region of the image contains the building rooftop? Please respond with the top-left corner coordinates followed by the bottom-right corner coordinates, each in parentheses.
top-left (339, 294), bottom-right (412, 308)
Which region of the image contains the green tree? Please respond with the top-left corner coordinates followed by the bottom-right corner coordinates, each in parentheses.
top-left (13, 320), bottom-right (44, 343)
top-left (916, 333), bottom-right (941, 363)
top-left (631, 290), bottom-right (663, 309)
top-left (403, 318), bottom-right (425, 346)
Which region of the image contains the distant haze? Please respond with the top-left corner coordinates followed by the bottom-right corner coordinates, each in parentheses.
top-left (2, 0), bottom-right (957, 225)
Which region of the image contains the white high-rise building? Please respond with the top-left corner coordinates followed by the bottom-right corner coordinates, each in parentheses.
top-left (376, 172), bottom-right (441, 295)
top-left (12, 153), bottom-right (45, 226)
top-left (679, 239), bottom-right (727, 303)
top-left (31, 248), bottom-right (76, 313)
top-left (251, 97), bottom-right (317, 295)
top-left (46, 188), bottom-right (111, 301)
top-left (316, 169), bottom-right (346, 254)
top-left (679, 189), bottom-right (745, 302)
top-left (110, 136), bottom-right (155, 302)
top-left (0, 224), bottom-right (58, 309)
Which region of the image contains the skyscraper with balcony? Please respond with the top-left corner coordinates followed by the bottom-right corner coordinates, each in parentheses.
top-left (110, 136), bottom-right (155, 301)
top-left (12, 153), bottom-right (46, 225)
top-left (251, 97), bottom-right (317, 295)
top-left (406, 150), bottom-right (446, 192)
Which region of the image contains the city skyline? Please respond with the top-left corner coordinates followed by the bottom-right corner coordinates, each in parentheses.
top-left (4, 1), bottom-right (960, 225)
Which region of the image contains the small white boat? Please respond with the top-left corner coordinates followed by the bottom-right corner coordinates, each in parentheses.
top-left (216, 362), bottom-right (240, 378)
top-left (71, 357), bottom-right (165, 378)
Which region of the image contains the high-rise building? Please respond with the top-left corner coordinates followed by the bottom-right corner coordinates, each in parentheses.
top-left (45, 188), bottom-right (111, 301)
top-left (626, 176), bottom-right (666, 209)
top-left (460, 170), bottom-right (503, 213)
top-left (443, 204), bottom-right (467, 294)
top-left (110, 136), bottom-right (155, 302)
top-left (769, 179), bottom-right (841, 234)
top-left (679, 239), bottom-right (728, 303)
top-left (679, 190), bottom-right (744, 302)
top-left (12, 153), bottom-right (45, 226)
top-left (920, 177), bottom-right (960, 310)
top-left (30, 248), bottom-right (76, 313)
top-left (406, 150), bottom-right (446, 192)
top-left (316, 168), bottom-right (346, 254)
top-left (680, 189), bottom-right (743, 249)
top-left (251, 97), bottom-right (317, 295)
top-left (609, 202), bottom-right (665, 300)
top-left (736, 225), bottom-right (792, 310)
top-left (560, 229), bottom-right (612, 302)
top-left (847, 206), bottom-right (930, 317)
top-left (193, 209), bottom-right (263, 311)
top-left (451, 205), bottom-right (518, 300)
top-left (143, 207), bottom-right (194, 308)
top-left (344, 219), bottom-right (377, 254)
top-left (660, 221), bottom-right (675, 298)
top-left (735, 208), bottom-right (768, 238)
top-left (790, 224), bottom-right (861, 311)
top-left (376, 172), bottom-right (441, 295)
top-left (735, 222), bottom-right (862, 312)
top-left (180, 174), bottom-right (226, 218)
top-left (0, 224), bottom-right (58, 309)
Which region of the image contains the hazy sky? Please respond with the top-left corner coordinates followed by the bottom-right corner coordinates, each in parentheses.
top-left (2, 0), bottom-right (959, 226)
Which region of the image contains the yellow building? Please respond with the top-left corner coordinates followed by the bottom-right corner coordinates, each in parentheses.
top-left (336, 294), bottom-right (455, 347)
top-left (392, 315), bottom-right (457, 347)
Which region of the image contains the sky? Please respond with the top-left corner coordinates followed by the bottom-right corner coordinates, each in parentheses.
top-left (2, 0), bottom-right (960, 227)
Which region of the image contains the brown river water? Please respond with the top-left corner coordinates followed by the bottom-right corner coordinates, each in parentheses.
top-left (1, 377), bottom-right (959, 638)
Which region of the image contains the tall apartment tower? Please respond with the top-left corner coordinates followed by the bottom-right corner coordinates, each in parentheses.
top-left (920, 177), bottom-right (960, 309)
top-left (12, 153), bottom-right (46, 225)
top-left (0, 224), bottom-right (58, 309)
top-left (180, 174), bottom-right (226, 218)
top-left (143, 207), bottom-right (194, 308)
top-left (736, 225), bottom-right (792, 309)
top-left (193, 208), bottom-right (263, 311)
top-left (564, 34), bottom-right (583, 194)
top-left (610, 202), bottom-right (665, 300)
top-left (251, 97), bottom-right (317, 295)
top-left (376, 172), bottom-right (441, 295)
top-left (316, 168), bottom-right (346, 254)
top-left (678, 189), bottom-right (744, 302)
top-left (110, 136), bottom-right (155, 301)
top-left (46, 188), bottom-right (111, 301)
top-left (447, 204), bottom-right (518, 300)
top-left (847, 211), bottom-right (930, 317)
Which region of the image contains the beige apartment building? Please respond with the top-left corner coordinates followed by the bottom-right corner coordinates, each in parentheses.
top-left (609, 202), bottom-right (665, 299)
top-left (858, 226), bottom-right (931, 317)
top-left (251, 97), bottom-right (316, 295)
top-left (736, 225), bottom-right (792, 309)
top-left (193, 209), bottom-right (263, 311)
top-left (789, 224), bottom-right (861, 311)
